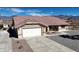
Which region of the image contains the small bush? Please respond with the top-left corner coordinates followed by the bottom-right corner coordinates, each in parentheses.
top-left (0, 25), bottom-right (3, 29)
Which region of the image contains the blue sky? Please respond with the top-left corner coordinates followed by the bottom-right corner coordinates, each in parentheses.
top-left (0, 8), bottom-right (79, 16)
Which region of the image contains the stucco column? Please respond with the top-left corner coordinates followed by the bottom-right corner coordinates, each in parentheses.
top-left (47, 27), bottom-right (50, 32)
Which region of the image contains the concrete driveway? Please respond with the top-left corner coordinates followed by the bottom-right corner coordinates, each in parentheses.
top-left (26, 36), bottom-right (75, 52)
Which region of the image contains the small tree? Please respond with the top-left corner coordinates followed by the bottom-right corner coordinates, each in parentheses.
top-left (11, 18), bottom-right (15, 26)
top-left (0, 24), bottom-right (3, 29)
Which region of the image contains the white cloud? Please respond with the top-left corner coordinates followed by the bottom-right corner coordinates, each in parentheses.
top-left (11, 8), bottom-right (42, 13)
top-left (11, 8), bottom-right (24, 12)
top-left (26, 9), bottom-right (42, 13)
top-left (10, 8), bottom-right (42, 14)
top-left (26, 9), bottom-right (54, 14)
top-left (0, 8), bottom-right (10, 10)
top-left (28, 13), bottom-right (51, 16)
top-left (0, 8), bottom-right (2, 9)
top-left (25, 9), bottom-right (54, 16)
top-left (50, 11), bottom-right (54, 13)
top-left (10, 8), bottom-right (54, 16)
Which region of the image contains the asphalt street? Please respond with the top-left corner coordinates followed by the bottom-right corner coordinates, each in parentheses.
top-left (47, 30), bottom-right (79, 52)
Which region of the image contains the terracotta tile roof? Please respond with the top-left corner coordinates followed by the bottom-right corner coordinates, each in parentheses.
top-left (14, 16), bottom-right (69, 28)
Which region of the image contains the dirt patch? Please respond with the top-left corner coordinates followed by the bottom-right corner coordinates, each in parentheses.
top-left (12, 39), bottom-right (33, 52)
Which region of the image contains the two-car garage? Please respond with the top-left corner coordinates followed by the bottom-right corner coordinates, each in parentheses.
top-left (22, 28), bottom-right (41, 37)
top-left (18, 24), bottom-right (42, 38)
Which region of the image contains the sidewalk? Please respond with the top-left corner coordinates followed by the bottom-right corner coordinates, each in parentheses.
top-left (0, 31), bottom-right (12, 52)
top-left (44, 31), bottom-right (69, 36)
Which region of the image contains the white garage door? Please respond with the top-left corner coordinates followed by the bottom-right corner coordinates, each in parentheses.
top-left (23, 28), bottom-right (41, 37)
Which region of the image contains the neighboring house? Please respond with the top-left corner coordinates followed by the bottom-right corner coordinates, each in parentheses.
top-left (13, 16), bottom-right (69, 38)
top-left (0, 16), bottom-right (13, 29)
top-left (65, 20), bottom-right (79, 30)
top-left (56, 16), bottom-right (79, 30)
top-left (0, 20), bottom-right (3, 29)
top-left (3, 20), bottom-right (13, 29)
top-left (0, 20), bottom-right (3, 25)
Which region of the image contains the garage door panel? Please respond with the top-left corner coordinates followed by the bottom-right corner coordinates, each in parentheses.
top-left (23, 28), bottom-right (41, 37)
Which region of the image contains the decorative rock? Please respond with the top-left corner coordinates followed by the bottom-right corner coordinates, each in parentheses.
top-left (16, 41), bottom-right (19, 43)
top-left (18, 45), bottom-right (23, 49)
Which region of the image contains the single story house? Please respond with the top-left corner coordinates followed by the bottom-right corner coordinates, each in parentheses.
top-left (13, 16), bottom-right (69, 38)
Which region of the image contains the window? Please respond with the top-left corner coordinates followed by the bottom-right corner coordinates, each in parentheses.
top-left (61, 25), bottom-right (65, 28)
top-left (49, 26), bottom-right (58, 31)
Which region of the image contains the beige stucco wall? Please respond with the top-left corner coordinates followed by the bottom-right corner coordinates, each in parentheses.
top-left (58, 26), bottom-right (69, 32)
top-left (18, 28), bottom-right (23, 38)
top-left (41, 27), bottom-right (46, 35)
